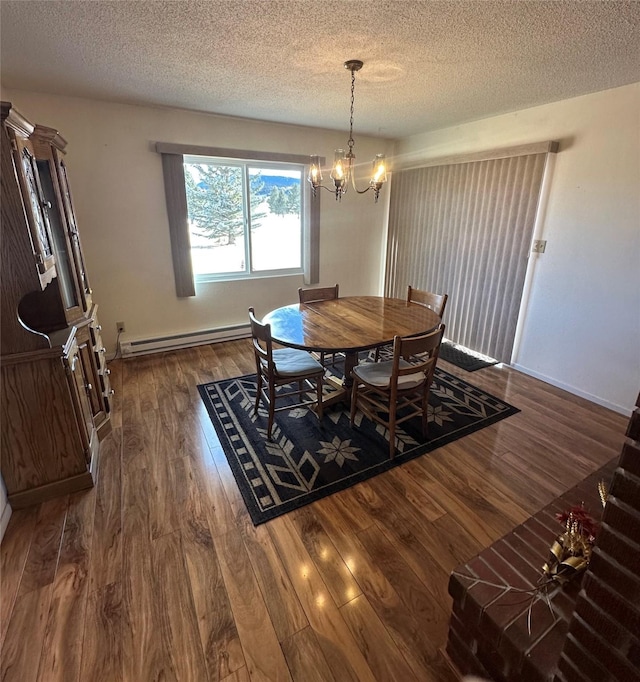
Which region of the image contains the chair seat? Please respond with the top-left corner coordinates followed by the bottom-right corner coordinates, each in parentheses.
top-left (272, 347), bottom-right (324, 377)
top-left (353, 359), bottom-right (424, 389)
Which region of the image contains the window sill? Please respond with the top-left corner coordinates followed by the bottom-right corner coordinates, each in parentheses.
top-left (195, 269), bottom-right (303, 285)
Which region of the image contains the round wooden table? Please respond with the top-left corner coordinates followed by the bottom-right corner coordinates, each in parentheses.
top-left (262, 296), bottom-right (442, 403)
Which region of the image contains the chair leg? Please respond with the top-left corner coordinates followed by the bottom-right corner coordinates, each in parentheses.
top-left (389, 404), bottom-right (397, 459)
top-left (349, 381), bottom-right (359, 425)
top-left (254, 372), bottom-right (262, 414)
top-left (422, 392), bottom-right (429, 437)
top-left (267, 383), bottom-right (276, 440)
top-left (316, 377), bottom-right (323, 423)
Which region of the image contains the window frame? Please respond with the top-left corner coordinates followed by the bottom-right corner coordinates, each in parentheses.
top-left (183, 155), bottom-right (307, 283)
top-left (157, 142), bottom-right (322, 297)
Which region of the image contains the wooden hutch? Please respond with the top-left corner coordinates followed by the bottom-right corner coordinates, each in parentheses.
top-left (1, 102), bottom-right (112, 508)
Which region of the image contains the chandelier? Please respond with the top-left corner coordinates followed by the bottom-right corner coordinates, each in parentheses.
top-left (308, 60), bottom-right (387, 203)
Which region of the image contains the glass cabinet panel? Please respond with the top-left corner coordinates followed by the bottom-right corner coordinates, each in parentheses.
top-left (58, 158), bottom-right (92, 305)
top-left (36, 159), bottom-right (80, 312)
top-left (19, 144), bottom-right (55, 274)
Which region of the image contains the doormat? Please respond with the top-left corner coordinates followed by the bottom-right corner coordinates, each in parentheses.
top-left (439, 341), bottom-right (499, 372)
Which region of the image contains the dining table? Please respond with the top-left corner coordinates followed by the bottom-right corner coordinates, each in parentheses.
top-left (262, 295), bottom-right (442, 405)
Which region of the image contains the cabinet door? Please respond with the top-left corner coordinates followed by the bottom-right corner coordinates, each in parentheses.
top-left (89, 321), bottom-right (113, 413)
top-left (1, 346), bottom-right (95, 505)
top-left (76, 331), bottom-right (103, 421)
top-left (66, 341), bottom-right (95, 462)
top-left (57, 157), bottom-right (92, 311)
top-left (13, 138), bottom-right (56, 277)
top-left (36, 158), bottom-right (84, 322)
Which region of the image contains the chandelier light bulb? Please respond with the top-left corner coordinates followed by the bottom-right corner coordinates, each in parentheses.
top-left (331, 149), bottom-right (348, 181)
top-left (308, 155), bottom-right (322, 187)
top-left (371, 154), bottom-right (387, 184)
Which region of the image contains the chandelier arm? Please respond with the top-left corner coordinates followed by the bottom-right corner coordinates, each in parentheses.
top-left (350, 179), bottom-right (381, 202)
top-left (349, 169), bottom-right (374, 194)
top-left (318, 184), bottom-right (341, 194)
top-left (352, 184), bottom-right (372, 194)
top-left (311, 182), bottom-right (348, 200)
top-left (349, 170), bottom-right (371, 193)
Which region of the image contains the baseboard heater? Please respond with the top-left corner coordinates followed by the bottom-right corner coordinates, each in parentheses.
top-left (119, 323), bottom-right (251, 357)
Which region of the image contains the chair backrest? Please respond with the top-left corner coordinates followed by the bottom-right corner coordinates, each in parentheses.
top-left (407, 285), bottom-right (448, 318)
top-left (298, 284), bottom-right (339, 304)
top-left (390, 324), bottom-right (445, 390)
top-left (248, 307), bottom-right (273, 369)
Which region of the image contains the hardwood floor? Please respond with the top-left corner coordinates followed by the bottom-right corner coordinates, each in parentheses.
top-left (0, 340), bottom-right (627, 681)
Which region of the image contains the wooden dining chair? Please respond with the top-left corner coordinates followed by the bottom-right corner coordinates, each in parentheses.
top-left (407, 285), bottom-right (448, 317)
top-left (351, 324), bottom-right (445, 459)
top-left (375, 286), bottom-right (448, 361)
top-left (249, 308), bottom-right (325, 440)
top-left (298, 283), bottom-right (339, 303)
top-left (298, 284), bottom-right (340, 366)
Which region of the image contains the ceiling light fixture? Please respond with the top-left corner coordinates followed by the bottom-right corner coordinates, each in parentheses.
top-left (308, 60), bottom-right (387, 203)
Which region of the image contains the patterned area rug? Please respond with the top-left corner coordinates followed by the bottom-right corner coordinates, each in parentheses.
top-left (198, 367), bottom-right (519, 525)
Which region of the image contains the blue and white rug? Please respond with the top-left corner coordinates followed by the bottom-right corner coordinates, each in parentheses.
top-left (198, 366), bottom-right (519, 525)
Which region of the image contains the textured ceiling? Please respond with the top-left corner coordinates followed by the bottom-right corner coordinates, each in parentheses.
top-left (1, 1), bottom-right (639, 138)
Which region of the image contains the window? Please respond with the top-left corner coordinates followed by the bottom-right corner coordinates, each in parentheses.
top-left (184, 156), bottom-right (305, 281)
top-left (157, 143), bottom-right (320, 296)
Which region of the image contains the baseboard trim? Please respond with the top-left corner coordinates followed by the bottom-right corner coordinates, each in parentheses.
top-left (119, 324), bottom-right (251, 357)
top-left (8, 471), bottom-right (94, 510)
top-left (511, 363), bottom-right (631, 417)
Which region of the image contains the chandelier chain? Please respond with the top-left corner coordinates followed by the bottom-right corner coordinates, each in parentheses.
top-left (348, 68), bottom-right (356, 156)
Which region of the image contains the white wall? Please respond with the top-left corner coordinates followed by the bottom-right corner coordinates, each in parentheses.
top-left (1, 90), bottom-right (393, 354)
top-left (395, 83), bottom-right (640, 414)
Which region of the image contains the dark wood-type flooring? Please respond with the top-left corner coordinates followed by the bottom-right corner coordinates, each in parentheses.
top-left (0, 340), bottom-right (628, 681)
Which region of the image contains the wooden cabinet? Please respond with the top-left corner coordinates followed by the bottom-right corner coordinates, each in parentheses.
top-left (0, 102), bottom-right (111, 508)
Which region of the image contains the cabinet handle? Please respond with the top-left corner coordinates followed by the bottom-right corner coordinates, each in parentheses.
top-left (104, 369), bottom-right (111, 375)
top-left (99, 347), bottom-right (106, 354)
top-left (107, 389), bottom-right (115, 396)
top-left (86, 383), bottom-right (93, 391)
top-left (42, 200), bottom-right (52, 209)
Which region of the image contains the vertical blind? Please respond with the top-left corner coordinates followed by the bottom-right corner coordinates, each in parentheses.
top-left (385, 149), bottom-right (553, 363)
